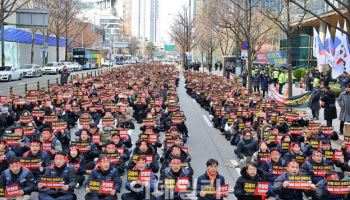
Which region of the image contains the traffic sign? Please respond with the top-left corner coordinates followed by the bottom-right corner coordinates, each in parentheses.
top-left (241, 41), bottom-right (248, 50)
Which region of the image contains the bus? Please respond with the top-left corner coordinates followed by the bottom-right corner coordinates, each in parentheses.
top-left (115, 54), bottom-right (124, 65)
top-left (72, 48), bottom-right (102, 70)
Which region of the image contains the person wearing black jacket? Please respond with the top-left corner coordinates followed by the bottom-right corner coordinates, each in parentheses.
top-left (84, 156), bottom-right (122, 200)
top-left (76, 129), bottom-right (99, 170)
top-left (283, 143), bottom-right (304, 165)
top-left (67, 147), bottom-right (86, 187)
top-left (315, 171), bottom-right (350, 200)
top-left (160, 145), bottom-right (192, 174)
top-left (309, 84), bottom-right (321, 120)
top-left (274, 161), bottom-right (316, 200)
top-left (0, 139), bottom-right (15, 173)
top-left (22, 140), bottom-right (51, 184)
top-left (260, 148), bottom-right (287, 182)
top-left (196, 159), bottom-right (227, 200)
top-left (0, 157), bottom-right (35, 200)
top-left (235, 129), bottom-right (259, 160)
top-left (158, 157), bottom-right (193, 200)
top-left (320, 87), bottom-right (337, 127)
top-left (234, 162), bottom-right (265, 200)
top-left (300, 150), bottom-right (334, 185)
top-left (128, 140), bottom-right (159, 173)
top-left (38, 153), bottom-right (77, 200)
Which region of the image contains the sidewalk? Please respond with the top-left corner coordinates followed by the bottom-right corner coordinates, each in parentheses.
top-left (183, 66), bottom-right (343, 141)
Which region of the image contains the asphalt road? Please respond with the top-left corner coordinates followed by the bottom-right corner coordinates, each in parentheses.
top-left (0, 66), bottom-right (118, 96)
top-left (25, 70), bottom-right (240, 199)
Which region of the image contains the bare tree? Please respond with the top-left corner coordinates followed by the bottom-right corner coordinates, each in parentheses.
top-left (26, 0), bottom-right (46, 64)
top-left (146, 42), bottom-right (155, 59)
top-left (216, 27), bottom-right (235, 56)
top-left (0, 0), bottom-right (30, 65)
top-left (43, 0), bottom-right (84, 62)
top-left (44, 0), bottom-right (65, 62)
top-left (63, 0), bottom-right (88, 60)
top-left (260, 0), bottom-right (307, 97)
top-left (169, 5), bottom-right (197, 69)
top-left (128, 37), bottom-right (139, 56)
top-left (196, 0), bottom-right (218, 70)
top-left (216, 0), bottom-right (273, 92)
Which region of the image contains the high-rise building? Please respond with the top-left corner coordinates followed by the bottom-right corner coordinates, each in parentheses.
top-left (193, 0), bottom-right (207, 16)
top-left (77, 0), bottom-right (124, 43)
top-left (150, 0), bottom-right (160, 43)
top-left (114, 0), bottom-right (133, 37)
top-left (131, 0), bottom-right (159, 43)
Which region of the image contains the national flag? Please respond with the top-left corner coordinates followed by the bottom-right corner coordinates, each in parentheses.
top-left (343, 21), bottom-right (350, 72)
top-left (333, 22), bottom-right (346, 78)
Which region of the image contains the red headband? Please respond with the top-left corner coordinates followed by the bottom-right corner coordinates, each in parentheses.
top-left (312, 151), bottom-right (323, 157)
top-left (99, 157), bottom-right (110, 163)
top-left (106, 144), bottom-right (116, 148)
top-left (55, 154), bottom-right (67, 161)
top-left (42, 130), bottom-right (52, 135)
top-left (9, 162), bottom-right (20, 167)
top-left (287, 161), bottom-right (299, 168)
top-left (30, 141), bottom-right (41, 146)
top-left (171, 158), bottom-right (181, 164)
top-left (70, 146), bottom-right (78, 150)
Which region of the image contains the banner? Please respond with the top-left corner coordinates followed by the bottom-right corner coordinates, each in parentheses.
top-left (312, 165), bottom-right (333, 177)
top-left (268, 85), bottom-right (311, 108)
top-left (265, 51), bottom-right (287, 66)
top-left (327, 181), bottom-right (350, 195)
top-left (287, 176), bottom-right (313, 190)
top-left (70, 142), bottom-right (90, 153)
top-left (39, 177), bottom-right (64, 189)
top-left (20, 158), bottom-right (41, 169)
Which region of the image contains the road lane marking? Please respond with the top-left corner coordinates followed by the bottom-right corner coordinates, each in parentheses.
top-left (202, 114), bottom-right (213, 127)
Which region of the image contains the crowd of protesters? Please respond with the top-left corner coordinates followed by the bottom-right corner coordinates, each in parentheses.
top-left (0, 65), bottom-right (233, 200)
top-left (0, 61), bottom-right (349, 200)
top-left (184, 70), bottom-right (350, 200)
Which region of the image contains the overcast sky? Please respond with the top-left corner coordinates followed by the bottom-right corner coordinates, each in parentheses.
top-left (158, 0), bottom-right (188, 42)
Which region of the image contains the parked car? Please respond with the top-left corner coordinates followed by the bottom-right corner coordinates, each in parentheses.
top-left (0, 66), bottom-right (23, 81)
top-left (42, 62), bottom-right (64, 74)
top-left (101, 59), bottom-right (113, 67)
top-left (61, 61), bottom-right (74, 71)
top-left (71, 62), bottom-right (82, 71)
top-left (18, 64), bottom-right (42, 77)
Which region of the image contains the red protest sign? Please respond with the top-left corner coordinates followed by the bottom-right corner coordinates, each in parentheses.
top-left (39, 177), bottom-right (64, 189)
top-left (5, 184), bottom-right (21, 198)
top-left (175, 177), bottom-right (190, 192)
top-left (138, 170), bottom-right (152, 183)
top-left (99, 180), bottom-right (114, 195)
top-left (254, 182), bottom-right (269, 196)
top-left (326, 181), bottom-right (350, 195)
top-left (287, 176), bottom-right (313, 190)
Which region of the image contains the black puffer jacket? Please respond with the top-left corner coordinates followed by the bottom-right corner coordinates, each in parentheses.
top-left (236, 138), bottom-right (259, 159)
top-left (233, 166), bottom-right (265, 200)
top-left (273, 172), bottom-right (304, 200)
